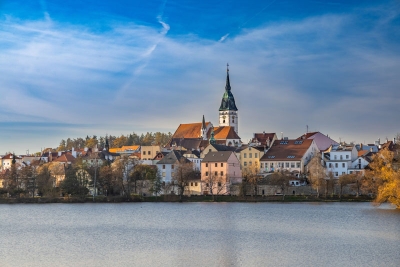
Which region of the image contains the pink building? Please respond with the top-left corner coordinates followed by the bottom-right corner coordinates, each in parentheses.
top-left (201, 151), bottom-right (242, 195)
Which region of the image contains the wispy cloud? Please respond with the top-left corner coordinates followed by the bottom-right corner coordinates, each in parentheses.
top-left (0, 1), bottom-right (399, 153)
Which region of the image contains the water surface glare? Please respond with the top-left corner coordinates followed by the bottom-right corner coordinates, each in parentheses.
top-left (0, 202), bottom-right (399, 267)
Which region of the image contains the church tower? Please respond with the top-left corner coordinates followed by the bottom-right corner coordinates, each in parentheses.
top-left (219, 64), bottom-right (238, 134)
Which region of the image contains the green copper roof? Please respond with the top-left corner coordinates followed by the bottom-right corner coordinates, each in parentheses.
top-left (219, 67), bottom-right (238, 111)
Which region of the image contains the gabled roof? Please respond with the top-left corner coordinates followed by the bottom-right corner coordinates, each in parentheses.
top-left (251, 133), bottom-right (276, 146)
top-left (1, 154), bottom-right (22, 160)
top-left (297, 132), bottom-right (338, 151)
top-left (109, 145), bottom-right (140, 153)
top-left (157, 150), bottom-right (190, 165)
top-left (53, 153), bottom-right (76, 164)
top-left (260, 139), bottom-right (314, 161)
top-left (213, 126), bottom-right (240, 140)
top-left (202, 151), bottom-right (236, 162)
top-left (172, 122), bottom-right (212, 139)
top-left (207, 143), bottom-right (238, 152)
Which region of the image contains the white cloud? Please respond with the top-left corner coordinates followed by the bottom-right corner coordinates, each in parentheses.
top-left (0, 3), bottom-right (400, 153)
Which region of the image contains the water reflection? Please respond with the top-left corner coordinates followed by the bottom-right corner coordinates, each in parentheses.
top-left (0, 202), bottom-right (399, 267)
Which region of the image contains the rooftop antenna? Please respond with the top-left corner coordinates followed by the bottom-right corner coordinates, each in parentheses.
top-left (306, 125), bottom-right (308, 133)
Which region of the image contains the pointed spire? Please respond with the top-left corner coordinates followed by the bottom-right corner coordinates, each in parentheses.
top-left (202, 115), bottom-right (206, 129)
top-left (219, 64), bottom-right (237, 111)
top-left (225, 63), bottom-right (231, 91)
top-left (210, 129), bottom-right (216, 145)
top-left (105, 134), bottom-right (110, 152)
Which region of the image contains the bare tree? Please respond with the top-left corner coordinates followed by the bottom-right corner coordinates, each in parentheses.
top-left (268, 170), bottom-right (292, 201)
top-left (242, 163), bottom-right (261, 197)
top-left (172, 158), bottom-right (196, 200)
top-left (308, 152), bottom-right (326, 198)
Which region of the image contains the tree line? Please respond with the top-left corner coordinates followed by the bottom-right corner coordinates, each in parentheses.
top-left (57, 132), bottom-right (172, 151)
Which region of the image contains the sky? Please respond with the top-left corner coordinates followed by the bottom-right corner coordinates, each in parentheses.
top-left (1, 0), bottom-right (400, 154)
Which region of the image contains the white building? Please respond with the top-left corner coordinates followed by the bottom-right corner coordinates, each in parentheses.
top-left (323, 144), bottom-right (358, 178)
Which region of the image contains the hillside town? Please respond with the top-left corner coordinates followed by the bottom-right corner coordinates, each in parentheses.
top-left (1, 67), bottom-right (399, 202)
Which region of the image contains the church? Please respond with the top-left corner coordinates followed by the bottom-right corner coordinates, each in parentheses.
top-left (167, 65), bottom-right (241, 150)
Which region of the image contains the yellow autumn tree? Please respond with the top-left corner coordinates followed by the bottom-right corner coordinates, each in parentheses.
top-left (366, 149), bottom-right (400, 208)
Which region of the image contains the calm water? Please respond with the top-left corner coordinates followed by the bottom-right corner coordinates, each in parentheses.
top-left (0, 202), bottom-right (399, 267)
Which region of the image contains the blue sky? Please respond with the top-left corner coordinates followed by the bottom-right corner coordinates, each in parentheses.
top-left (1, 0), bottom-right (400, 154)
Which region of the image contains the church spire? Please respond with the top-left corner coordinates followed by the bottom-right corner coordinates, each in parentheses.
top-left (202, 114), bottom-right (206, 129)
top-left (225, 63), bottom-right (231, 91)
top-left (219, 64), bottom-right (238, 111)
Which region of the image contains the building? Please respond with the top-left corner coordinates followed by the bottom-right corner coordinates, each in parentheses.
top-left (322, 144), bottom-right (358, 178)
top-left (260, 139), bottom-right (319, 174)
top-left (166, 66), bottom-right (241, 150)
top-left (297, 131), bottom-right (338, 151)
top-left (240, 146), bottom-right (265, 172)
top-left (201, 151), bottom-right (242, 195)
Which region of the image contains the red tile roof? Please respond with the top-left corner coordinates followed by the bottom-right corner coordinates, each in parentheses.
top-left (172, 122), bottom-right (212, 139)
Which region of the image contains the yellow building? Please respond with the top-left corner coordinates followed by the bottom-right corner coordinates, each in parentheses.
top-left (240, 146), bottom-right (264, 173)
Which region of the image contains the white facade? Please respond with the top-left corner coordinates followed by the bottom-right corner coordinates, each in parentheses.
top-left (324, 145), bottom-right (358, 178)
top-left (219, 110), bottom-right (238, 134)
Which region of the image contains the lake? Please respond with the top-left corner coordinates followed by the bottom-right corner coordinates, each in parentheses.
top-left (0, 202), bottom-right (399, 267)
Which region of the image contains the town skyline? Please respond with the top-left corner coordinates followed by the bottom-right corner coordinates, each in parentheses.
top-left (1, 0), bottom-right (399, 154)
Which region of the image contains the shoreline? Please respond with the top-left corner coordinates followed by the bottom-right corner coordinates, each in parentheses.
top-left (0, 195), bottom-right (374, 204)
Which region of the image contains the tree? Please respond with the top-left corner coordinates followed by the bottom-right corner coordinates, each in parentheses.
top-left (129, 164), bottom-right (157, 195)
top-left (85, 138), bottom-right (98, 149)
top-left (149, 169), bottom-right (163, 198)
top-left (365, 149), bottom-right (400, 208)
top-left (98, 165), bottom-right (113, 196)
top-left (36, 164), bottom-right (56, 197)
top-left (338, 173), bottom-right (356, 199)
top-left (60, 166), bottom-right (89, 197)
top-left (268, 171), bottom-right (292, 201)
top-left (172, 158), bottom-right (196, 200)
top-left (307, 153), bottom-right (326, 198)
top-left (242, 163), bottom-right (261, 197)
top-left (202, 171), bottom-right (227, 201)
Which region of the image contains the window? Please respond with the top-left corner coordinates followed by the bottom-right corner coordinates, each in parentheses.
top-left (342, 172), bottom-right (346, 175)
top-left (162, 172), bottom-right (166, 177)
top-left (291, 162), bottom-right (295, 168)
top-left (255, 153), bottom-right (258, 158)
top-left (171, 164), bottom-right (174, 169)
top-left (205, 171), bottom-right (209, 176)
top-left (215, 171), bottom-right (218, 176)
top-left (296, 162), bottom-right (300, 168)
top-left (215, 163), bottom-right (218, 167)
top-left (286, 162), bottom-right (289, 168)
top-left (148, 151), bottom-right (151, 155)
top-left (206, 163), bottom-right (208, 167)
top-left (191, 182), bottom-right (193, 186)
top-left (335, 172), bottom-right (338, 176)
top-left (221, 163), bottom-right (223, 167)
top-left (143, 151), bottom-right (146, 155)
top-left (244, 162), bottom-right (247, 166)
top-left (162, 165), bottom-right (165, 169)
top-left (261, 163), bottom-right (264, 168)
top-left (280, 141), bottom-right (288, 145)
top-left (232, 119), bottom-right (234, 123)
top-left (340, 155), bottom-right (343, 160)
top-left (249, 153), bottom-right (252, 158)
top-left (349, 171), bottom-right (353, 174)
top-left (195, 182), bottom-right (198, 186)
top-left (346, 155), bottom-right (349, 159)
top-left (294, 141), bottom-right (303, 144)
top-left (270, 163), bottom-right (274, 168)
top-left (335, 163), bottom-right (338, 168)
top-left (209, 149), bottom-right (211, 152)
top-left (223, 119), bottom-right (225, 123)
top-left (358, 159), bottom-right (361, 163)
top-left (249, 161), bottom-right (252, 166)
top-left (220, 171), bottom-right (224, 176)
top-left (334, 155), bottom-right (337, 160)
top-left (342, 163), bottom-right (345, 168)
top-left (268, 155), bottom-right (275, 159)
top-left (244, 153), bottom-right (247, 158)
top-left (329, 163), bottom-right (332, 168)
top-left (218, 182), bottom-right (222, 187)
